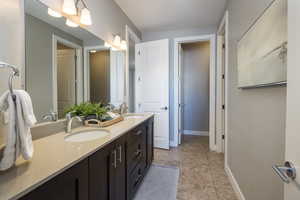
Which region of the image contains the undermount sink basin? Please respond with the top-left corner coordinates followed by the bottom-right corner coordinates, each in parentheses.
top-left (65, 129), bottom-right (110, 142)
top-left (123, 114), bottom-right (145, 120)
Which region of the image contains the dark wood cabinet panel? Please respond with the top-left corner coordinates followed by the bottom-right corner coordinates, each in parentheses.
top-left (146, 118), bottom-right (154, 168)
top-left (89, 144), bottom-right (113, 200)
top-left (113, 135), bottom-right (126, 200)
top-left (19, 159), bottom-right (89, 200)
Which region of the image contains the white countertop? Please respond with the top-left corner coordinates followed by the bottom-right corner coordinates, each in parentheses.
top-left (0, 113), bottom-right (153, 200)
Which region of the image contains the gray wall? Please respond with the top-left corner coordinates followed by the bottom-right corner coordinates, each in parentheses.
top-left (89, 50), bottom-right (110, 103)
top-left (182, 42), bottom-right (210, 132)
top-left (226, 0), bottom-right (286, 199)
top-left (0, 0), bottom-right (24, 146)
top-left (25, 14), bottom-right (83, 121)
top-left (142, 27), bottom-right (216, 141)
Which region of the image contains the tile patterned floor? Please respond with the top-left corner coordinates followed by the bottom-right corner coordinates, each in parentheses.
top-left (153, 135), bottom-right (238, 200)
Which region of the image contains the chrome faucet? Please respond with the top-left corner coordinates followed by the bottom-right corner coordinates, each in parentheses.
top-left (66, 113), bottom-right (82, 133)
top-left (42, 111), bottom-right (58, 122)
top-left (119, 102), bottom-right (128, 115)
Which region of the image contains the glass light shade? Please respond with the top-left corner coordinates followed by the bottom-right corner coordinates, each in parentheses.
top-left (111, 47), bottom-right (118, 51)
top-left (66, 19), bottom-right (79, 27)
top-left (90, 50), bottom-right (96, 53)
top-left (62, 0), bottom-right (77, 15)
top-left (80, 8), bottom-right (92, 25)
top-left (104, 42), bottom-right (111, 48)
top-left (48, 8), bottom-right (62, 18)
top-left (113, 35), bottom-right (121, 47)
top-left (120, 40), bottom-right (127, 50)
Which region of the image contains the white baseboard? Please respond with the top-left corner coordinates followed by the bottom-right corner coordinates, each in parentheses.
top-left (225, 164), bottom-right (246, 200)
top-left (183, 130), bottom-right (209, 136)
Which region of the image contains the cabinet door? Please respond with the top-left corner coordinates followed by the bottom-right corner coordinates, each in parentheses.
top-left (146, 118), bottom-right (154, 168)
top-left (19, 159), bottom-right (88, 200)
top-left (113, 135), bottom-right (126, 200)
top-left (89, 144), bottom-right (114, 200)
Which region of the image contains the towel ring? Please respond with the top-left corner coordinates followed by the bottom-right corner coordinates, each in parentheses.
top-left (0, 61), bottom-right (20, 100)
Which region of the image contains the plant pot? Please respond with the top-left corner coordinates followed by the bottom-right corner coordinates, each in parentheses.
top-left (85, 114), bottom-right (98, 121)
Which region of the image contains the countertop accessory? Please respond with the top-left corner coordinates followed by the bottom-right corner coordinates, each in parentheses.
top-left (85, 116), bottom-right (124, 128)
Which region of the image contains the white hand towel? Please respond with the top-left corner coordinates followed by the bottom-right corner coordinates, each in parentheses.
top-left (0, 90), bottom-right (37, 170)
top-left (15, 90), bottom-right (37, 160)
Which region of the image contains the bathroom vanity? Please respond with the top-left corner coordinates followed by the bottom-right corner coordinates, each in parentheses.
top-left (0, 114), bottom-right (154, 200)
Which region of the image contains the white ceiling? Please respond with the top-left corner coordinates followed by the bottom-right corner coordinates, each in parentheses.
top-left (114, 0), bottom-right (227, 32)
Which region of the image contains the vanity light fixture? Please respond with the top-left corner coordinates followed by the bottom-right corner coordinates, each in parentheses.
top-left (48, 8), bottom-right (62, 18)
top-left (66, 19), bottom-right (79, 27)
top-left (120, 40), bottom-right (127, 50)
top-left (80, 7), bottom-right (92, 25)
top-left (62, 0), bottom-right (77, 15)
top-left (90, 50), bottom-right (97, 53)
top-left (113, 35), bottom-right (121, 47)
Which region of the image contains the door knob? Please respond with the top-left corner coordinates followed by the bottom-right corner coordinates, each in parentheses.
top-left (160, 106), bottom-right (168, 110)
top-left (272, 161), bottom-right (296, 183)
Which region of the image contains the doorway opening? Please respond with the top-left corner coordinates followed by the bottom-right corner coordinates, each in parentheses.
top-left (89, 49), bottom-right (110, 104)
top-left (174, 34), bottom-right (216, 150)
top-left (179, 41), bottom-right (211, 144)
top-left (52, 35), bottom-right (83, 119)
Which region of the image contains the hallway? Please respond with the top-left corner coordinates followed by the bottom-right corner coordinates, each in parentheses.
top-left (154, 136), bottom-right (237, 200)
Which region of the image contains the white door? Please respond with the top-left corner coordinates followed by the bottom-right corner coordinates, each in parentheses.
top-left (178, 44), bottom-right (184, 145)
top-left (57, 49), bottom-right (76, 118)
top-left (276, 0), bottom-right (300, 199)
top-left (135, 39), bottom-right (170, 149)
top-left (110, 50), bottom-right (125, 107)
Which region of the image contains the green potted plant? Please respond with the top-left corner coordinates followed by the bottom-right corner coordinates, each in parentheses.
top-left (64, 102), bottom-right (111, 122)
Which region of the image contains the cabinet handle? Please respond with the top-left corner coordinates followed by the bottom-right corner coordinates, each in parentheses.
top-left (118, 145), bottom-right (122, 163)
top-left (135, 149), bottom-right (142, 157)
top-left (112, 150), bottom-right (117, 168)
top-left (134, 171), bottom-right (143, 186)
top-left (135, 130), bottom-right (142, 136)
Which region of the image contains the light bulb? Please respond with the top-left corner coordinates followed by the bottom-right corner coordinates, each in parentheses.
top-left (66, 19), bottom-right (79, 27)
top-left (104, 42), bottom-right (111, 48)
top-left (62, 0), bottom-right (77, 15)
top-left (113, 35), bottom-right (121, 47)
top-left (121, 40), bottom-right (127, 50)
top-left (80, 8), bottom-right (92, 25)
top-left (90, 50), bottom-right (96, 53)
top-left (48, 8), bottom-right (62, 18)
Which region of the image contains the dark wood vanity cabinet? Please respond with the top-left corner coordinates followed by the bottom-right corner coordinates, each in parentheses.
top-left (19, 159), bottom-right (89, 200)
top-left (17, 117), bottom-right (153, 200)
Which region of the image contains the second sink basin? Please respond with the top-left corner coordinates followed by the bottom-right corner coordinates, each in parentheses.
top-left (65, 129), bottom-right (110, 142)
top-left (123, 113), bottom-right (145, 120)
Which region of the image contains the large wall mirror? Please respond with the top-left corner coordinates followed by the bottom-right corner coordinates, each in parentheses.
top-left (25, 0), bottom-right (126, 123)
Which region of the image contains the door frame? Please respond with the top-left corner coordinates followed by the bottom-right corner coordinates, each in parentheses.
top-left (83, 45), bottom-right (111, 101)
top-left (173, 34), bottom-right (216, 150)
top-left (216, 11), bottom-right (229, 156)
top-left (125, 25), bottom-right (141, 111)
top-left (52, 34), bottom-right (83, 113)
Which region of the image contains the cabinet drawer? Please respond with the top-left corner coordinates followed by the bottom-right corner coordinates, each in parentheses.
top-left (128, 162), bottom-right (145, 200)
top-left (127, 140), bottom-right (144, 174)
top-left (127, 124), bottom-right (146, 145)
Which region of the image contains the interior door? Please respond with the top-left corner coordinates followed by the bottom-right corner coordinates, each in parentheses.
top-left (178, 44), bottom-right (184, 145)
top-left (135, 39), bottom-right (170, 149)
top-left (274, 1), bottom-right (300, 199)
top-left (57, 49), bottom-right (76, 118)
top-left (110, 50), bottom-right (125, 107)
